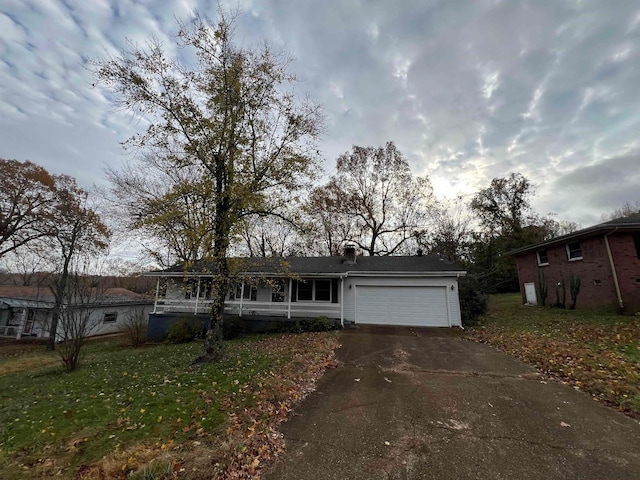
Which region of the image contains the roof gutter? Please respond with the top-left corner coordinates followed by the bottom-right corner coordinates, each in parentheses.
top-left (604, 227), bottom-right (624, 311)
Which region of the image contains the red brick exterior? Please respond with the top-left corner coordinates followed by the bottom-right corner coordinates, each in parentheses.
top-left (514, 232), bottom-right (640, 312)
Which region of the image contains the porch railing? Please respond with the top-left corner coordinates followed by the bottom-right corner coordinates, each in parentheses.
top-left (0, 325), bottom-right (20, 338)
top-left (153, 299), bottom-right (340, 319)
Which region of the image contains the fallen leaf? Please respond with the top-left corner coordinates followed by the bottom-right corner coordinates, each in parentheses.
top-left (354, 378), bottom-right (360, 382)
top-left (384, 377), bottom-right (392, 383)
top-left (384, 441), bottom-right (391, 446)
top-left (560, 422), bottom-right (571, 428)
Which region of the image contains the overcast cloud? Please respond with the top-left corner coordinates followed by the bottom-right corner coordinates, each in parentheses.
top-left (1, 0), bottom-right (640, 233)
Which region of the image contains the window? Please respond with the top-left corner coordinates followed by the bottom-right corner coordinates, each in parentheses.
top-left (634, 233), bottom-right (640, 259)
top-left (271, 280), bottom-right (285, 303)
top-left (315, 280), bottom-right (331, 301)
top-left (536, 250), bottom-right (549, 266)
top-left (103, 312), bottom-right (118, 323)
top-left (201, 278), bottom-right (213, 299)
top-left (566, 241), bottom-right (583, 261)
top-left (229, 283), bottom-right (257, 301)
top-left (296, 279), bottom-right (332, 302)
top-left (184, 278), bottom-right (198, 299)
top-left (297, 281), bottom-right (313, 301)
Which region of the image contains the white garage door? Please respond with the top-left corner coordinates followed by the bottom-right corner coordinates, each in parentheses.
top-left (356, 285), bottom-right (449, 327)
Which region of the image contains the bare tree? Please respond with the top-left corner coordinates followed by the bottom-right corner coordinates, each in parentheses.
top-left (425, 196), bottom-right (475, 265)
top-left (46, 177), bottom-right (110, 351)
top-left (601, 201), bottom-right (640, 221)
top-left (56, 273), bottom-right (105, 372)
top-left (314, 142), bottom-right (435, 256)
top-left (305, 185), bottom-right (357, 256)
top-left (93, 11), bottom-right (322, 362)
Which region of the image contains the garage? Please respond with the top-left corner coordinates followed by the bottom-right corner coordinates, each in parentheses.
top-left (355, 285), bottom-right (450, 327)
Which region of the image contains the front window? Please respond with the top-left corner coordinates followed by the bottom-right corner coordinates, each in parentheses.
top-left (271, 280), bottom-right (285, 302)
top-left (566, 241), bottom-right (583, 261)
top-left (296, 279), bottom-right (332, 302)
top-left (297, 281), bottom-right (313, 301)
top-left (315, 280), bottom-right (331, 301)
top-left (229, 283), bottom-right (257, 301)
top-left (103, 312), bottom-right (118, 323)
top-left (536, 250), bottom-right (549, 266)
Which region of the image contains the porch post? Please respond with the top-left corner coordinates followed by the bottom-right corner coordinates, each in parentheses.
top-left (287, 278), bottom-right (292, 319)
top-left (16, 309), bottom-right (25, 340)
top-left (340, 277), bottom-right (344, 327)
top-left (445, 284), bottom-right (452, 327)
top-left (194, 278), bottom-right (201, 314)
top-left (153, 278), bottom-right (160, 313)
top-left (239, 280), bottom-right (244, 317)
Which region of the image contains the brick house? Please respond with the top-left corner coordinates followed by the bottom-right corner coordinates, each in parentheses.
top-left (510, 214), bottom-right (640, 312)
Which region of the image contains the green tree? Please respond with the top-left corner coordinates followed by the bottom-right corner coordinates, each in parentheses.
top-left (94, 12), bottom-right (322, 362)
top-left (105, 156), bottom-right (217, 267)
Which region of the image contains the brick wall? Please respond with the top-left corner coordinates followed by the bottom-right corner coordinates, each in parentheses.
top-left (609, 233), bottom-right (640, 312)
top-left (514, 234), bottom-right (624, 310)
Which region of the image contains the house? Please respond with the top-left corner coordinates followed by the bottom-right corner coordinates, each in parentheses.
top-left (146, 247), bottom-right (466, 338)
top-left (510, 214), bottom-right (640, 312)
top-left (0, 286), bottom-right (153, 340)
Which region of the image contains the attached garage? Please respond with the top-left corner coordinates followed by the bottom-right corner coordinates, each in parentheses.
top-left (355, 285), bottom-right (451, 327)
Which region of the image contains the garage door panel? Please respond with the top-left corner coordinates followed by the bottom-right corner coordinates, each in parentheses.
top-left (356, 285), bottom-right (448, 327)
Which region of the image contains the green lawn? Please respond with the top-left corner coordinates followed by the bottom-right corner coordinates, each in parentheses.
top-left (0, 332), bottom-right (339, 479)
top-left (470, 293), bottom-right (640, 415)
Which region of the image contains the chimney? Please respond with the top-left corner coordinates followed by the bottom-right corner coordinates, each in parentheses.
top-left (344, 243), bottom-right (357, 264)
top-left (416, 248), bottom-right (423, 257)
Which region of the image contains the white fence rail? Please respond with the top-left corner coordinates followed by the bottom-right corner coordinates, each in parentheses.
top-left (153, 299), bottom-right (340, 318)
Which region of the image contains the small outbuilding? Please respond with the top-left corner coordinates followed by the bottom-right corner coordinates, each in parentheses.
top-left (0, 286), bottom-right (153, 340)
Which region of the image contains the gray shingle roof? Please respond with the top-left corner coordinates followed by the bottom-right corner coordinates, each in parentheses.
top-left (509, 213), bottom-right (640, 256)
top-left (155, 254), bottom-right (465, 276)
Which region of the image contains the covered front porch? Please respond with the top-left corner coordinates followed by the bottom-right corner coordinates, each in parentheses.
top-left (150, 274), bottom-right (346, 324)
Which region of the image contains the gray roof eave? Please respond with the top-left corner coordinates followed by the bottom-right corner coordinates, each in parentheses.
top-left (145, 270), bottom-right (466, 278)
top-left (508, 223), bottom-right (640, 256)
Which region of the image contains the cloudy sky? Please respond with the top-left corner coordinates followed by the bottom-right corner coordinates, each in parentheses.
top-left (1, 0), bottom-right (640, 230)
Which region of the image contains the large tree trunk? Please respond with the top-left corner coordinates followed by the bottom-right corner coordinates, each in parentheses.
top-left (194, 193), bottom-right (231, 363)
top-left (196, 255), bottom-right (228, 363)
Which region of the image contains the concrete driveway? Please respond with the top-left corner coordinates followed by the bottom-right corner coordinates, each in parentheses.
top-left (264, 326), bottom-right (640, 480)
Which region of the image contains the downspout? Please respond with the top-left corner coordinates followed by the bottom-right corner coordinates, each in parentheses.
top-left (287, 278), bottom-right (292, 319)
top-left (239, 280), bottom-right (244, 318)
top-left (604, 227), bottom-right (624, 311)
top-left (340, 276), bottom-right (344, 327)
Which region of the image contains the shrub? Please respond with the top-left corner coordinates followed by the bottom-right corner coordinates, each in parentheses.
top-left (223, 316), bottom-right (247, 340)
top-left (166, 317), bottom-right (202, 344)
top-left (459, 276), bottom-right (488, 327)
top-left (122, 307), bottom-right (149, 347)
top-left (249, 316), bottom-right (340, 335)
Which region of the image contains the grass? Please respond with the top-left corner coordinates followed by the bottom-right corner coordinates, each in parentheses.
top-left (469, 293), bottom-right (640, 416)
top-left (0, 332), bottom-right (339, 479)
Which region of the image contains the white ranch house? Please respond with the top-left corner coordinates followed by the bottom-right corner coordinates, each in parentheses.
top-left (147, 248), bottom-right (466, 334)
